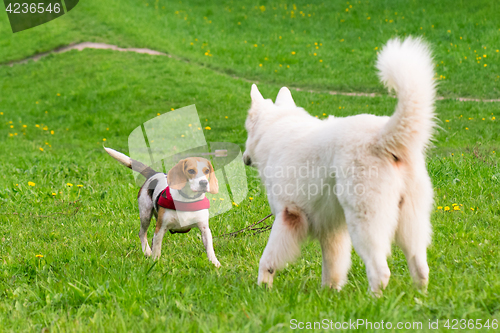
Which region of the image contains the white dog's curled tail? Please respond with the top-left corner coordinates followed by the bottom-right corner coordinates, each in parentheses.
top-left (104, 147), bottom-right (158, 179)
top-left (376, 37), bottom-right (436, 160)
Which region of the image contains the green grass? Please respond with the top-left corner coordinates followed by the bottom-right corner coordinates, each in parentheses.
top-left (1, 0), bottom-right (500, 97)
top-left (1, 1), bottom-right (500, 332)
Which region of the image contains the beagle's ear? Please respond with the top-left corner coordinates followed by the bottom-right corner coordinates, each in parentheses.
top-left (207, 160), bottom-right (219, 194)
top-left (167, 159), bottom-right (187, 190)
top-left (250, 84), bottom-right (264, 106)
top-left (275, 87), bottom-right (295, 107)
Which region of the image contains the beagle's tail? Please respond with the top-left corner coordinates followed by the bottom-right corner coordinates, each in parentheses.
top-left (375, 37), bottom-right (436, 160)
top-left (104, 147), bottom-right (158, 179)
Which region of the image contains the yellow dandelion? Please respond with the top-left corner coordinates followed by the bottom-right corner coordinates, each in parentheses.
top-left (445, 120), bottom-right (449, 122)
top-left (452, 203), bottom-right (457, 206)
top-left (374, 47), bottom-right (378, 50)
top-left (157, 113), bottom-right (160, 116)
top-left (9, 133), bottom-right (13, 137)
top-left (453, 206), bottom-right (460, 211)
top-left (0, 112), bottom-right (3, 115)
top-left (171, 108), bottom-right (174, 111)
top-left (212, 198), bottom-right (216, 201)
top-left (181, 134), bottom-right (185, 137)
top-left (249, 197), bottom-right (253, 200)
top-left (291, 51), bottom-right (296, 55)
top-left (319, 59), bottom-right (323, 62)
top-left (35, 124), bottom-right (39, 127)
top-left (103, 138), bottom-right (106, 141)
top-left (470, 207), bottom-right (474, 211)
top-left (188, 124), bottom-right (192, 127)
top-left (484, 64), bottom-right (487, 67)
top-left (28, 181), bottom-right (36, 186)
top-left (39, 147), bottom-right (44, 151)
top-left (50, 130), bottom-right (54, 135)
top-left (465, 127), bottom-right (469, 130)
top-left (444, 206), bottom-right (450, 211)
top-left (437, 206), bottom-right (443, 210)
top-left (10, 125), bottom-right (13, 128)
top-left (52, 192), bottom-right (56, 196)
top-left (225, 116), bottom-right (228, 119)
top-left (259, 64), bottom-right (263, 67)
top-left (35, 254), bottom-right (43, 258)
top-left (23, 125), bottom-right (27, 128)
top-left (323, 113), bottom-right (326, 116)
top-left (205, 126), bottom-right (211, 130)
top-left (492, 117), bottom-right (496, 120)
top-left (77, 184), bottom-right (83, 188)
top-left (219, 198), bottom-right (224, 200)
top-left (57, 93), bottom-right (61, 96)
top-left (67, 183), bottom-right (73, 187)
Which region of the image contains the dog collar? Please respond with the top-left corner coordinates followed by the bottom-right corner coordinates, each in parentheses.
top-left (157, 186), bottom-right (210, 211)
top-left (178, 189), bottom-right (204, 200)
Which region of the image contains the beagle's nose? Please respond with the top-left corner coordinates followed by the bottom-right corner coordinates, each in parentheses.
top-left (200, 180), bottom-right (208, 187)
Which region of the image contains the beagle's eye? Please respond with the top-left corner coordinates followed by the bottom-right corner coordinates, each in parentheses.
top-left (204, 169), bottom-right (210, 174)
top-left (188, 169), bottom-right (196, 175)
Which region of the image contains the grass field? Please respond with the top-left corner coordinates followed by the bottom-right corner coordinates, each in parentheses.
top-left (1, 0), bottom-right (500, 332)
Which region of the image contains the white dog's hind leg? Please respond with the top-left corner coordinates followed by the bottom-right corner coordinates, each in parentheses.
top-left (319, 226), bottom-right (352, 291)
top-left (345, 206), bottom-right (398, 296)
top-left (258, 206), bottom-right (308, 287)
top-left (395, 176), bottom-right (433, 289)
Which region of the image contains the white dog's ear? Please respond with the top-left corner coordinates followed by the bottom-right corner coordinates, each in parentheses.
top-left (275, 87), bottom-right (295, 107)
top-left (251, 84), bottom-right (264, 105)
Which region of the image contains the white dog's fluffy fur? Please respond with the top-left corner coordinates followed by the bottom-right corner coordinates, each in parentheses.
top-left (243, 37), bottom-right (436, 294)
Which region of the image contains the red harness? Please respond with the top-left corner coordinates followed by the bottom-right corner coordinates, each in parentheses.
top-left (157, 186), bottom-right (210, 211)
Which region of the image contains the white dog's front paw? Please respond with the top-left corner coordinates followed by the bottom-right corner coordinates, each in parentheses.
top-left (144, 247), bottom-right (152, 257)
top-left (258, 267), bottom-right (274, 288)
top-left (212, 259), bottom-right (221, 268)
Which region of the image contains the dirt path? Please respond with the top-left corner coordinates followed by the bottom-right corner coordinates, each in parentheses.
top-left (5, 42), bottom-right (500, 103)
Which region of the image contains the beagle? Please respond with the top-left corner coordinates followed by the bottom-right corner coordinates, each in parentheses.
top-left (104, 147), bottom-right (221, 267)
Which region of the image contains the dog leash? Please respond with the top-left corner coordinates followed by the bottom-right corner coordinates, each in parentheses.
top-left (220, 214), bottom-right (273, 237)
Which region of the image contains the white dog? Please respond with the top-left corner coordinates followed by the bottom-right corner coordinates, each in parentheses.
top-left (243, 37), bottom-right (435, 294)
